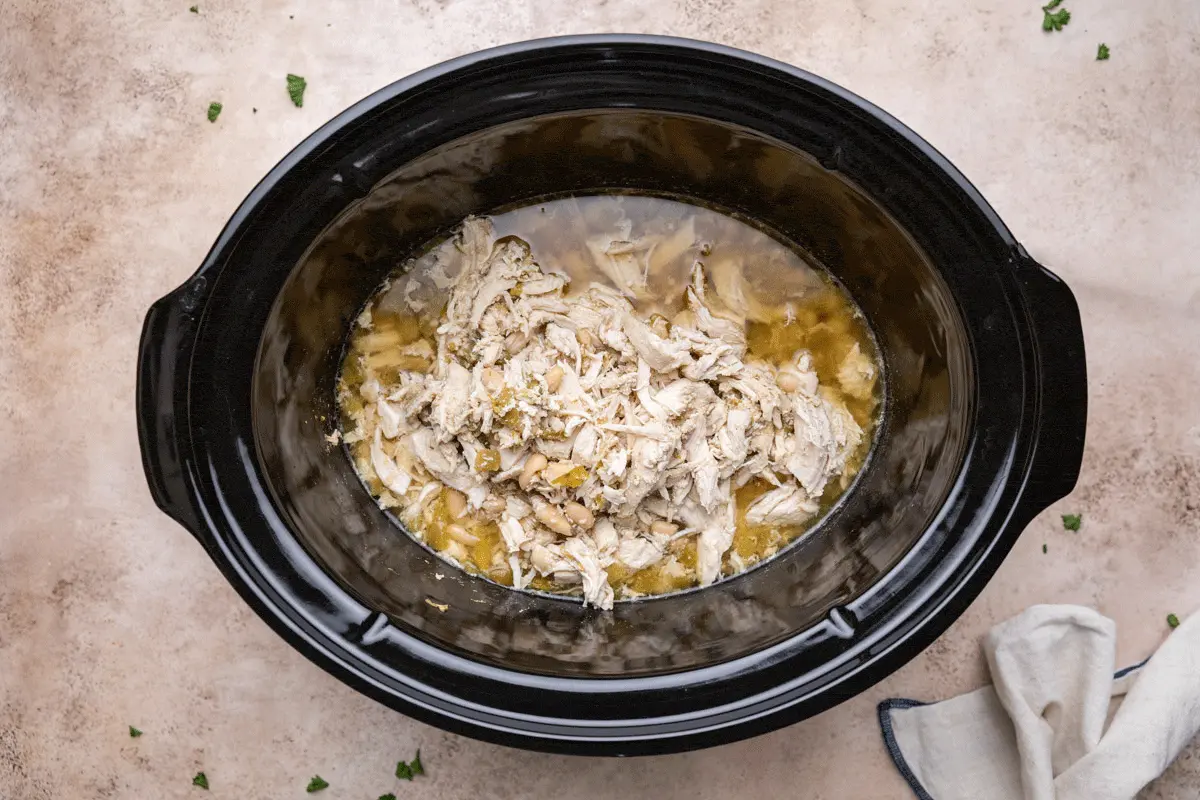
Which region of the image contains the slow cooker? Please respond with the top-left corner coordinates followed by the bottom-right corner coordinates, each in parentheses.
top-left (136, 35), bottom-right (1086, 755)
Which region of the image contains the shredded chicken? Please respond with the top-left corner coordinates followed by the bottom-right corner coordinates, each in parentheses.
top-left (342, 215), bottom-right (871, 610)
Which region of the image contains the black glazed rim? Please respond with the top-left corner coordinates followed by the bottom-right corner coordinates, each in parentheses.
top-left (137, 35), bottom-right (1086, 754)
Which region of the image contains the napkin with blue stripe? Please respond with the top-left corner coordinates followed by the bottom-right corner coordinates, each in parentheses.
top-left (878, 605), bottom-right (1200, 799)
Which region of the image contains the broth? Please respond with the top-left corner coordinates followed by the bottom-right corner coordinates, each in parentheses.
top-left (337, 194), bottom-right (881, 605)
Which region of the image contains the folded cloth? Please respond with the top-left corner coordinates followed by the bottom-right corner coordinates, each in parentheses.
top-left (879, 605), bottom-right (1200, 800)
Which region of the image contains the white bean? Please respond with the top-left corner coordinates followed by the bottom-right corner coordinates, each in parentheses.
top-left (776, 369), bottom-right (801, 393)
top-left (535, 504), bottom-right (572, 537)
top-left (505, 331), bottom-right (528, 354)
top-left (563, 502), bottom-right (595, 529)
top-left (481, 368), bottom-right (504, 393)
top-left (543, 460), bottom-right (579, 485)
top-left (444, 489), bottom-right (467, 519)
top-left (481, 496), bottom-right (507, 517)
top-left (446, 524), bottom-right (480, 545)
top-left (650, 520), bottom-right (679, 537)
top-left (518, 453), bottom-right (548, 490)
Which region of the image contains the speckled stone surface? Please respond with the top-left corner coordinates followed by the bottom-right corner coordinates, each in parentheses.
top-left (3, 0), bottom-right (1199, 797)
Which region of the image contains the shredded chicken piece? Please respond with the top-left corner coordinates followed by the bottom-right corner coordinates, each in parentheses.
top-left (838, 342), bottom-right (878, 400)
top-left (745, 483), bottom-right (820, 526)
top-left (344, 216), bottom-right (871, 610)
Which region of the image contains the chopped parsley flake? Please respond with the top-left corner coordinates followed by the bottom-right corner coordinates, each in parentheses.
top-left (286, 74), bottom-right (307, 107)
top-left (1062, 514), bottom-right (1082, 531)
top-left (189, 4), bottom-right (198, 11)
top-left (379, 795), bottom-right (397, 800)
top-left (193, 772), bottom-right (209, 790)
top-left (1168, 613), bottom-right (1181, 629)
top-left (1041, 0), bottom-right (1070, 32)
top-left (129, 725), bottom-right (143, 738)
top-left (1097, 43), bottom-right (1110, 60)
top-left (1042, 543), bottom-right (1048, 554)
top-left (206, 102), bottom-right (222, 123)
top-left (306, 775), bottom-right (330, 793)
top-left (395, 749), bottom-right (424, 780)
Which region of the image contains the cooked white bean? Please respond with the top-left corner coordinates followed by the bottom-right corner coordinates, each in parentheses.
top-left (543, 460), bottom-right (577, 484)
top-left (505, 331), bottom-right (528, 354)
top-left (563, 501), bottom-right (595, 529)
top-left (776, 369), bottom-right (801, 393)
top-left (481, 368), bottom-right (504, 393)
top-left (444, 489), bottom-right (467, 519)
top-left (443, 539), bottom-right (469, 561)
top-left (518, 453), bottom-right (548, 490)
top-left (650, 520), bottom-right (679, 537)
top-left (535, 503), bottom-right (572, 536)
top-left (546, 366), bottom-right (564, 392)
top-left (446, 524), bottom-right (480, 545)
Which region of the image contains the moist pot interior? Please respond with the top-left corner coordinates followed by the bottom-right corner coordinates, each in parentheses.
top-left (253, 109), bottom-right (971, 676)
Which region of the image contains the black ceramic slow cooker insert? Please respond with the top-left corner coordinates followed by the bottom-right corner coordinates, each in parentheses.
top-left (137, 36), bottom-right (1086, 755)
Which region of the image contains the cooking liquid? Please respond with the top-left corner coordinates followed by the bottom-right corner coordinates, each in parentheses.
top-left (339, 194), bottom-right (882, 599)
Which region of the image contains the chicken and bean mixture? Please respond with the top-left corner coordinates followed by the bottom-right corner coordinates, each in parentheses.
top-left (337, 195), bottom-right (881, 609)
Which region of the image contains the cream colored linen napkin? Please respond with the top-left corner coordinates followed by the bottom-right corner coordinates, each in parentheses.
top-left (879, 605), bottom-right (1200, 799)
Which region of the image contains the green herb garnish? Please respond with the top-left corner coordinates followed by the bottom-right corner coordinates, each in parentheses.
top-left (189, 5), bottom-right (198, 11)
top-left (379, 795), bottom-right (397, 800)
top-left (1168, 613), bottom-right (1181, 629)
top-left (286, 74), bottom-right (307, 107)
top-left (395, 749), bottom-right (424, 780)
top-left (206, 102), bottom-right (222, 123)
top-left (193, 772), bottom-right (209, 790)
top-left (306, 775), bottom-right (329, 792)
top-left (1041, 0), bottom-right (1070, 32)
top-left (1042, 543), bottom-right (1048, 554)
top-left (1097, 43), bottom-right (1110, 60)
top-left (1062, 513), bottom-right (1082, 531)
top-left (129, 725), bottom-right (143, 738)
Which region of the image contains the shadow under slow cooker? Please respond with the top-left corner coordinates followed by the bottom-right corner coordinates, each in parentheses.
top-left (254, 110), bottom-right (972, 676)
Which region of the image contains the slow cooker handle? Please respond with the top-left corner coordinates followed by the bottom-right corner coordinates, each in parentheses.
top-left (136, 276), bottom-right (211, 550)
top-left (1013, 252), bottom-right (1088, 512)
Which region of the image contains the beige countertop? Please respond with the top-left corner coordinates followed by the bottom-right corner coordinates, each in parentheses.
top-left (2, 0), bottom-right (1199, 797)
